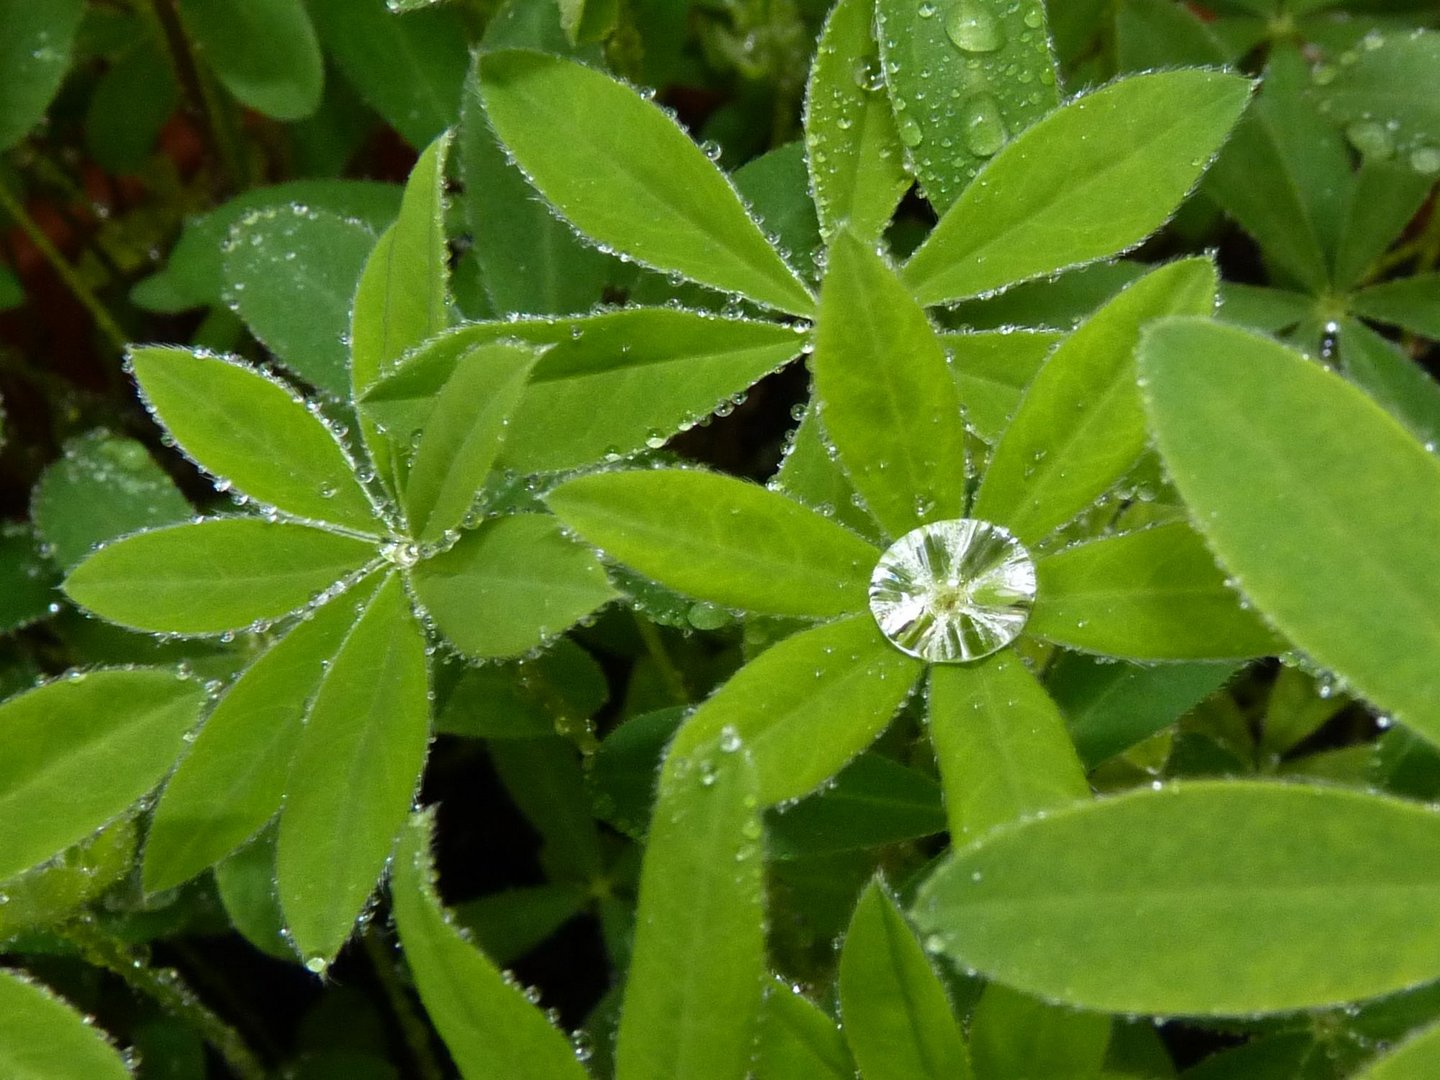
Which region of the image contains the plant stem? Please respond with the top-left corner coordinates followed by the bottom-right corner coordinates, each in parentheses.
top-left (633, 613), bottom-right (688, 704)
top-left (0, 182), bottom-right (128, 353)
top-left (60, 919), bottom-right (268, 1080)
top-left (362, 928), bottom-right (446, 1080)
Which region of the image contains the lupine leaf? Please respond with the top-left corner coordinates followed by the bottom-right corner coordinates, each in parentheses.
top-left (479, 50), bottom-right (814, 315)
top-left (769, 403), bottom-right (885, 545)
top-left (392, 812), bottom-right (591, 1080)
top-left (1312, 30), bottom-right (1440, 167)
top-left (0, 0), bottom-right (86, 151)
top-left (1139, 318), bottom-right (1440, 747)
top-left (944, 330), bottom-right (1060, 444)
top-left (756, 979), bottom-right (856, 1080)
top-left (969, 984), bottom-right (1110, 1080)
top-left (175, 0), bottom-right (323, 120)
top-left (1332, 160), bottom-right (1434, 291)
top-left (64, 519), bottom-right (376, 635)
top-left (129, 347), bottom-right (376, 531)
top-left (1354, 1020), bottom-right (1440, 1079)
top-left (0, 970), bottom-right (131, 1079)
top-left (278, 574), bottom-right (430, 966)
top-left (903, 71), bottom-right (1251, 306)
top-left (1351, 272), bottom-right (1440, 340)
top-left (915, 782), bottom-right (1440, 1014)
top-left (0, 669), bottom-right (204, 882)
top-left (1338, 318), bottom-right (1440, 447)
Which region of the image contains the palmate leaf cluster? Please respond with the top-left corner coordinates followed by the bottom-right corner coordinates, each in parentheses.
top-left (1, 0), bottom-right (1440, 1077)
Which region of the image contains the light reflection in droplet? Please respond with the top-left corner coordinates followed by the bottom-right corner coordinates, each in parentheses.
top-left (868, 519), bottom-right (1036, 663)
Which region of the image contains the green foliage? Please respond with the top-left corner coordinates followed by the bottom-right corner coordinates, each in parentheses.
top-left (4, 0), bottom-right (1440, 1074)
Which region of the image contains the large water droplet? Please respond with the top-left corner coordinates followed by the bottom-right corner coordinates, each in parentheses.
top-left (1410, 145), bottom-right (1440, 175)
top-left (962, 93), bottom-right (1008, 157)
top-left (897, 112), bottom-right (925, 147)
top-left (946, 0), bottom-right (1004, 54)
top-left (1346, 119), bottom-right (1394, 159)
top-left (868, 519), bottom-right (1035, 663)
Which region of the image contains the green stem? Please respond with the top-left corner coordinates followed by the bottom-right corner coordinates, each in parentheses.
top-left (0, 182), bottom-right (128, 353)
top-left (60, 919), bottom-right (268, 1080)
top-left (633, 613), bottom-right (688, 704)
top-left (362, 929), bottom-right (446, 1080)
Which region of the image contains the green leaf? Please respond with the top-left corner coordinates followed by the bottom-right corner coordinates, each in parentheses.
top-left (944, 330), bottom-right (1060, 444)
top-left (588, 707), bottom-right (685, 838)
top-left (948, 261), bottom-right (1148, 332)
top-left (805, 0), bottom-right (910, 242)
top-left (351, 134), bottom-right (451, 397)
top-left (1203, 47), bottom-right (1351, 293)
top-left (914, 781), bottom-right (1440, 1014)
top-left (175, 0), bottom-right (323, 120)
top-left (0, 0), bottom-right (86, 151)
top-left (838, 878), bottom-right (972, 1080)
top-left (1332, 160), bottom-right (1434, 291)
top-left (391, 813), bottom-right (591, 1080)
top-left (0, 819), bottom-right (136, 940)
top-left (1030, 522), bottom-right (1282, 660)
top-left (84, 34), bottom-right (178, 172)
top-left (756, 980), bottom-right (856, 1080)
top-left (1338, 318), bottom-right (1440, 447)
top-left (1047, 653), bottom-right (1238, 768)
top-left (0, 524), bottom-right (59, 632)
top-left (0, 970), bottom-right (131, 1080)
top-left (65, 519), bottom-right (375, 635)
top-left (214, 832), bottom-right (291, 960)
top-left (770, 403), bottom-right (884, 544)
top-left (489, 737), bottom-right (605, 882)
top-left (1139, 318), bottom-right (1440, 746)
top-left (223, 207), bottom-right (377, 399)
top-left (31, 431), bottom-right (192, 571)
top-left (459, 51), bottom-right (617, 317)
top-left (0, 263), bottom-right (22, 311)
top-left (766, 753), bottom-right (946, 858)
top-left (405, 342), bottom-right (539, 542)
top-left (0, 669), bottom-right (204, 882)
top-left (1115, 0), bottom-right (1227, 70)
top-left (1313, 30), bottom-right (1440, 169)
top-left (453, 884), bottom-right (588, 967)
top-left (130, 348), bottom-right (376, 531)
top-left (411, 514), bottom-right (616, 658)
top-left (364, 310), bottom-right (804, 474)
top-left (876, 0), bottom-right (1058, 211)
top-left (1355, 1020), bottom-right (1440, 1079)
top-left (813, 230), bottom-right (967, 539)
top-left (668, 614), bottom-right (922, 805)
top-left (903, 71), bottom-right (1251, 306)
top-left (478, 50), bottom-right (813, 315)
top-left (306, 0), bottom-right (469, 148)
top-left (1216, 282), bottom-right (1312, 332)
top-left (969, 984), bottom-right (1110, 1080)
top-left (973, 259), bottom-right (1217, 546)
top-left (278, 574), bottom-right (430, 966)
top-left (131, 180), bottom-right (401, 313)
top-left (928, 652), bottom-right (1089, 842)
top-left (437, 638), bottom-right (607, 739)
top-left (143, 581), bottom-right (377, 892)
top-left (547, 468), bottom-right (877, 617)
top-left (615, 738), bottom-right (765, 1080)
top-left (1352, 273), bottom-right (1440, 339)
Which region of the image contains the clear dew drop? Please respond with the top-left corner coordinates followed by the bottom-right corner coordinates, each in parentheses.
top-left (1410, 145), bottom-right (1440, 175)
top-left (868, 519), bottom-right (1036, 664)
top-left (1346, 119), bottom-right (1394, 159)
top-left (946, 0), bottom-right (1005, 54)
top-left (896, 112), bottom-right (924, 147)
top-left (962, 93), bottom-right (1009, 157)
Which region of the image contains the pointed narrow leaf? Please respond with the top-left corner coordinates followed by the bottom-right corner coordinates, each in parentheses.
top-left (479, 50), bottom-right (813, 315)
top-left (0, 970), bottom-right (131, 1080)
top-left (615, 738), bottom-right (765, 1080)
top-left (914, 782), bottom-right (1440, 1014)
top-left (1030, 522), bottom-right (1281, 660)
top-left (175, 0), bottom-right (323, 120)
top-left (130, 347), bottom-right (376, 530)
top-left (813, 231), bottom-right (967, 539)
top-left (903, 71), bottom-right (1251, 306)
top-left (1139, 318), bottom-right (1440, 746)
top-left (1312, 30), bottom-right (1440, 163)
top-left (757, 980), bottom-right (856, 1080)
top-left (1355, 1020), bottom-right (1440, 1079)
top-left (547, 469), bottom-right (878, 617)
top-left (392, 813), bottom-right (591, 1080)
top-left (944, 330), bottom-right (1061, 444)
top-left (0, 670), bottom-right (204, 882)
top-left (0, 819), bottom-right (136, 941)
top-left (770, 403), bottom-right (885, 544)
top-left (278, 574), bottom-right (431, 965)
top-left (973, 259), bottom-right (1216, 545)
top-left (0, 525), bottom-right (55, 634)
top-left (65, 519), bottom-right (375, 635)
top-left (223, 206), bottom-right (377, 399)
top-left (1338, 318), bottom-right (1440, 447)
top-left (1333, 160), bottom-right (1434, 291)
top-left (0, 0), bottom-right (85, 151)
top-left (363, 310), bottom-right (806, 473)
top-left (669, 614), bottom-right (922, 805)
top-left (839, 879), bottom-right (972, 1080)
top-left (876, 0), bottom-right (1058, 211)
top-left (143, 581), bottom-right (378, 892)
top-left (352, 134), bottom-right (450, 397)
top-left (805, 0), bottom-right (910, 242)
top-left (969, 984), bottom-right (1110, 1080)
top-left (405, 342), bottom-right (540, 542)
top-left (767, 753), bottom-right (946, 858)
top-left (412, 514), bottom-right (616, 659)
top-left (1351, 273), bottom-right (1440, 340)
top-left (928, 653), bottom-right (1089, 843)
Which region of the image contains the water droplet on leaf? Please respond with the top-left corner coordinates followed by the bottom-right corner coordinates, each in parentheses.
top-left (946, 0), bottom-right (1005, 53)
top-left (962, 93), bottom-right (1008, 157)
